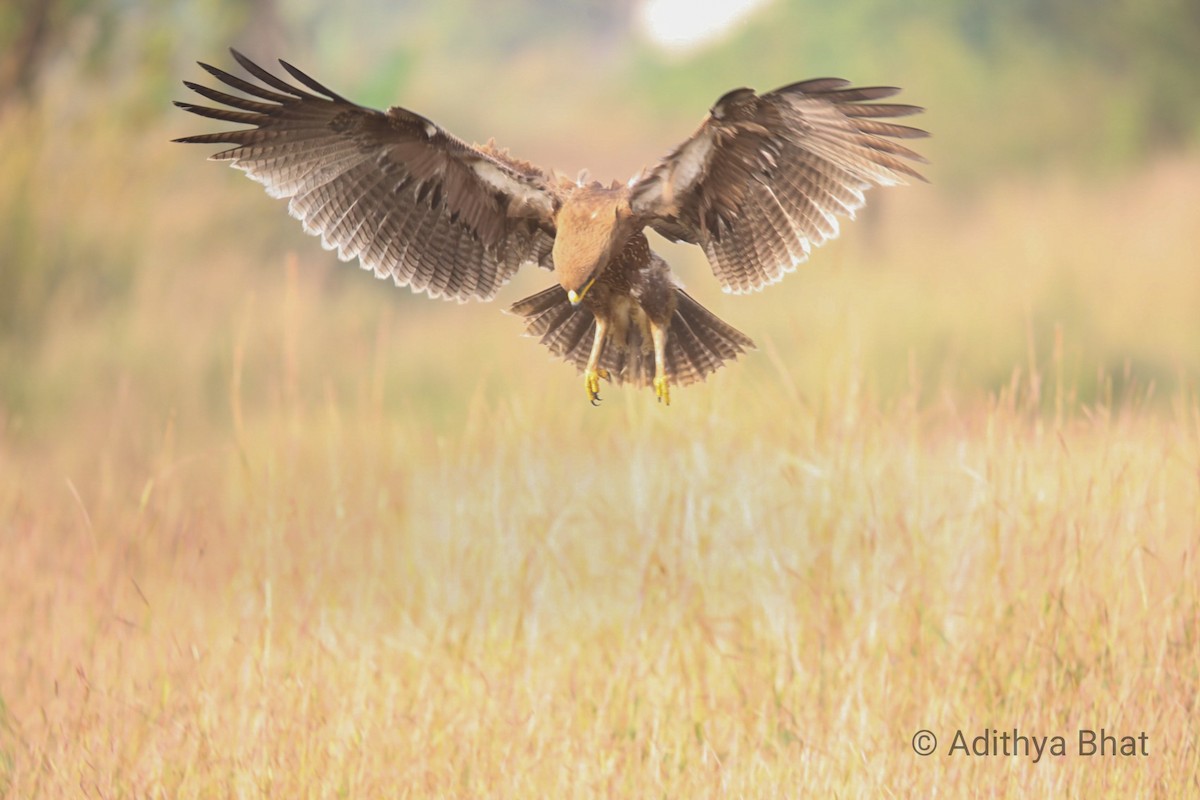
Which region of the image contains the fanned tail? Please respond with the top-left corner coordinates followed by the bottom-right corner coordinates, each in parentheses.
top-left (508, 285), bottom-right (754, 390)
top-left (508, 285), bottom-right (598, 368)
top-left (666, 289), bottom-right (756, 386)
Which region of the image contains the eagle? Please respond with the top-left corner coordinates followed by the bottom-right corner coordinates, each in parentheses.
top-left (176, 50), bottom-right (927, 405)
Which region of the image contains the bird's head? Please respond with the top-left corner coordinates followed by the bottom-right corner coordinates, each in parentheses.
top-left (552, 185), bottom-right (636, 306)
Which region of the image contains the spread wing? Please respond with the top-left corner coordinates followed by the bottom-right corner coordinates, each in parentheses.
top-left (175, 50), bottom-right (561, 302)
top-left (630, 79), bottom-right (928, 294)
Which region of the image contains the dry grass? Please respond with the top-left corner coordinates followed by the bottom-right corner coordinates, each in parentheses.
top-left (4, 356), bottom-right (1199, 797)
top-left (2, 108), bottom-right (1200, 796)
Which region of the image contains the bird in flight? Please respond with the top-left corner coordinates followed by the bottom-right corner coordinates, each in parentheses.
top-left (176, 50), bottom-right (926, 405)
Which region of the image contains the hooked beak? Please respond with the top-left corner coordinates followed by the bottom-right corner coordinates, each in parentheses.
top-left (567, 275), bottom-right (597, 306)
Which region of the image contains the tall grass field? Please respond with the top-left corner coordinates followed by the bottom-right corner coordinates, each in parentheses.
top-left (2, 60), bottom-right (1199, 797)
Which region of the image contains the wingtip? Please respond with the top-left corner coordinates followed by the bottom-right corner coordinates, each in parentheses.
top-left (197, 61), bottom-right (224, 80)
top-left (229, 47), bottom-right (257, 72)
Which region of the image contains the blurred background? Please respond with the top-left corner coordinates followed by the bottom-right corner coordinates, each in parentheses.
top-left (2, 0), bottom-right (1199, 447)
top-left (6, 7), bottom-right (1199, 793)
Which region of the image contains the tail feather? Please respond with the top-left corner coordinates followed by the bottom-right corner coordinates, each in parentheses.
top-left (508, 285), bottom-right (754, 390)
top-left (509, 285), bottom-right (568, 333)
top-left (541, 303), bottom-right (593, 357)
top-left (675, 289), bottom-right (755, 362)
top-left (508, 285), bottom-right (590, 359)
top-left (666, 315), bottom-right (713, 384)
top-left (667, 290), bottom-right (755, 385)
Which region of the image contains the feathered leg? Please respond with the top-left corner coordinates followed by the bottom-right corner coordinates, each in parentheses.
top-left (650, 319), bottom-right (670, 405)
top-left (584, 316), bottom-right (610, 405)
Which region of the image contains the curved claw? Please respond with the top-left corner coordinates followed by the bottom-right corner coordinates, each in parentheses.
top-left (584, 368), bottom-right (610, 405)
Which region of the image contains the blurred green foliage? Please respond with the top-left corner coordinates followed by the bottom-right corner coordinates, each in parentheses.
top-left (625, 0), bottom-right (1200, 181)
top-left (5, 0), bottom-right (1198, 172)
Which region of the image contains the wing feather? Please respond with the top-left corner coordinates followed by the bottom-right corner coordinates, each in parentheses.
top-left (632, 79), bottom-right (927, 293)
top-left (175, 50), bottom-right (560, 302)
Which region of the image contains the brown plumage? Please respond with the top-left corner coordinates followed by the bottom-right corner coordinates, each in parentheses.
top-left (176, 51), bottom-right (927, 405)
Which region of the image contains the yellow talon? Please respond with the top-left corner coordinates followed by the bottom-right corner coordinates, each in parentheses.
top-left (653, 375), bottom-right (670, 406)
top-left (584, 368), bottom-right (610, 405)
